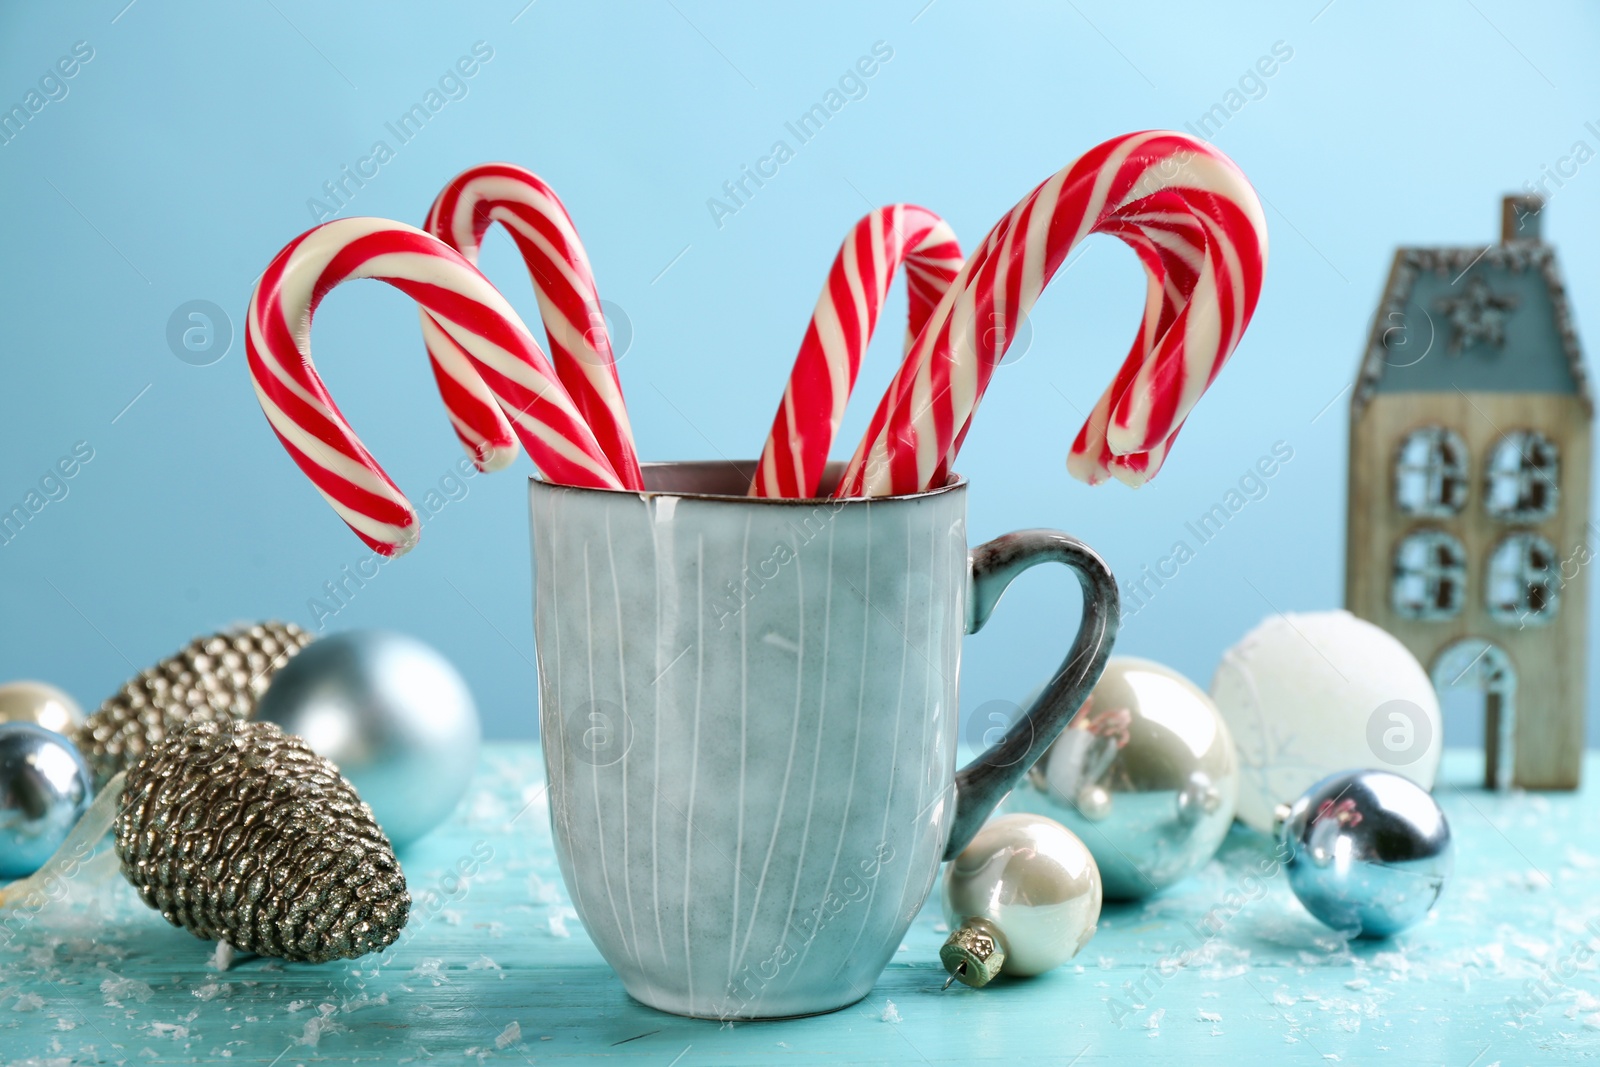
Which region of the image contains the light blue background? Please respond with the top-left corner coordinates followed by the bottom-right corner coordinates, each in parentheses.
top-left (2, 1), bottom-right (1597, 745)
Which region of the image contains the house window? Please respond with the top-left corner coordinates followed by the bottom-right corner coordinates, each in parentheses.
top-left (1395, 427), bottom-right (1469, 516)
top-left (1486, 532), bottom-right (1561, 626)
top-left (1392, 529), bottom-right (1467, 620)
top-left (1485, 431), bottom-right (1559, 521)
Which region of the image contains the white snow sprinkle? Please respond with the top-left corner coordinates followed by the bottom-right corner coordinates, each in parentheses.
top-left (100, 973), bottom-right (154, 1006)
top-left (342, 992), bottom-right (389, 1013)
top-left (881, 1000), bottom-right (902, 1023)
top-left (468, 955), bottom-right (503, 971)
top-left (411, 958), bottom-right (446, 982)
top-left (495, 1021), bottom-right (522, 1049)
top-left (1371, 951), bottom-right (1410, 976)
top-left (1565, 846), bottom-right (1600, 870)
top-left (11, 993), bottom-right (45, 1012)
top-left (210, 941), bottom-right (236, 971)
top-left (548, 906), bottom-right (578, 938)
top-left (146, 1021), bottom-right (189, 1040)
top-left (297, 1005), bottom-right (344, 1048)
top-left (1198, 1009), bottom-right (1222, 1023)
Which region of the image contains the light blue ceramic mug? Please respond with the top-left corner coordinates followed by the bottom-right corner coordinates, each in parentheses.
top-left (530, 461), bottom-right (1117, 1019)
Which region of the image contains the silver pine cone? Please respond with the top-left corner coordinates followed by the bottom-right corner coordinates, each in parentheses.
top-left (75, 621), bottom-right (314, 786)
top-left (114, 719), bottom-right (409, 963)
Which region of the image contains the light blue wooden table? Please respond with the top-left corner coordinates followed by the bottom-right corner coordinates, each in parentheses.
top-left (1, 747), bottom-right (1593, 1065)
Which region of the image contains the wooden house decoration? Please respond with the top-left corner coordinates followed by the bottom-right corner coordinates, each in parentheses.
top-left (1345, 195), bottom-right (1592, 790)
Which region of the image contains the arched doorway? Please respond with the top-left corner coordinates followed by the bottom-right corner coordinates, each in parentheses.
top-left (1431, 639), bottom-right (1517, 790)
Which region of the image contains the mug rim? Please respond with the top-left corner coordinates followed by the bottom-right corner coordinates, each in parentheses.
top-left (530, 460), bottom-right (967, 505)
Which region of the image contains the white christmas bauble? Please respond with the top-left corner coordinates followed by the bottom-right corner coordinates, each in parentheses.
top-left (941, 813), bottom-right (1101, 981)
top-left (1210, 610), bottom-right (1441, 835)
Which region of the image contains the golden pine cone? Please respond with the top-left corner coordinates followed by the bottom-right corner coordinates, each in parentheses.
top-left (114, 719), bottom-right (409, 963)
top-left (75, 621), bottom-right (313, 786)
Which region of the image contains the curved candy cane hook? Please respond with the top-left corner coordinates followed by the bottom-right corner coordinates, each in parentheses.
top-left (425, 163), bottom-right (643, 489)
top-left (247, 217), bottom-right (622, 557)
top-left (836, 131), bottom-right (1268, 498)
top-left (751, 204), bottom-right (962, 499)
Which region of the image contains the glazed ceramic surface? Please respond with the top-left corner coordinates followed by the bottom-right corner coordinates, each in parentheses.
top-left (529, 462), bottom-right (1116, 1019)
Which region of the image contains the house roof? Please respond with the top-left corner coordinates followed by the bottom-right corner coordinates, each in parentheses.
top-left (1352, 234), bottom-right (1591, 421)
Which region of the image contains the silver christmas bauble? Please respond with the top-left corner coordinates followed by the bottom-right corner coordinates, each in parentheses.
top-left (940, 813), bottom-right (1101, 986)
top-left (1005, 656), bottom-right (1238, 900)
top-left (74, 621), bottom-right (314, 786)
top-left (0, 681), bottom-right (85, 735)
top-left (1279, 769), bottom-right (1451, 937)
top-left (115, 720), bottom-right (409, 962)
top-left (254, 631), bottom-right (480, 848)
top-left (0, 723), bottom-right (94, 879)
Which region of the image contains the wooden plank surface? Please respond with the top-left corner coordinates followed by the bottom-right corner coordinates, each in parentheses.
top-left (2, 745), bottom-right (1596, 1065)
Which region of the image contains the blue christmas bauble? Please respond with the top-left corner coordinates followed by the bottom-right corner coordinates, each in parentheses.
top-left (255, 631), bottom-right (480, 847)
top-left (1280, 769), bottom-right (1451, 937)
top-left (0, 723), bottom-right (94, 879)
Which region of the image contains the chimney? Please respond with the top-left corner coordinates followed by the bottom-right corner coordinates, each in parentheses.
top-left (1502, 194), bottom-right (1544, 243)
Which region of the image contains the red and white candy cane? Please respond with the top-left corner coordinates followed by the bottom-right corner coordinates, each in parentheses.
top-left (425, 163), bottom-right (643, 489)
top-left (834, 131), bottom-right (1267, 498)
top-left (247, 217), bottom-right (623, 557)
top-left (749, 204), bottom-right (962, 498)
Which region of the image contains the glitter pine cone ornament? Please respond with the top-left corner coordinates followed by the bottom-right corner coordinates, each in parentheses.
top-left (113, 719), bottom-right (409, 963)
top-left (75, 622), bottom-right (314, 786)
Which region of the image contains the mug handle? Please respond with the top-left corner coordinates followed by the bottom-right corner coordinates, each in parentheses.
top-left (943, 529), bottom-right (1120, 861)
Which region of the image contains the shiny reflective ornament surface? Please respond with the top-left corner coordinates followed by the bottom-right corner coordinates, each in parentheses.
top-left (74, 621), bottom-right (314, 786)
top-left (0, 723), bottom-right (94, 879)
top-left (940, 813), bottom-right (1101, 987)
top-left (255, 630), bottom-right (480, 847)
top-left (0, 681), bottom-right (85, 735)
top-left (1280, 769), bottom-right (1451, 937)
top-left (1006, 656), bottom-right (1238, 899)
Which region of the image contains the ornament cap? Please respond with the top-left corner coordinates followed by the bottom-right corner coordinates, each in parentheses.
top-left (939, 917), bottom-right (1007, 988)
top-left (1273, 801), bottom-right (1293, 838)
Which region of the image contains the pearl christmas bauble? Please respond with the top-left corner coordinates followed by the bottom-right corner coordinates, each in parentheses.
top-left (1006, 657), bottom-right (1237, 899)
top-left (940, 813), bottom-right (1101, 986)
top-left (0, 681), bottom-right (85, 735)
top-left (1280, 769), bottom-right (1451, 937)
top-left (255, 631), bottom-right (480, 848)
top-left (1211, 611), bottom-right (1442, 835)
top-left (0, 723), bottom-right (94, 879)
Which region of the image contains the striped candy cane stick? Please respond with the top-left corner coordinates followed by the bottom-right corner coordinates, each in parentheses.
top-left (836, 131), bottom-right (1267, 497)
top-left (426, 163), bottom-right (643, 489)
top-left (750, 204), bottom-right (962, 498)
top-left (247, 217), bottom-right (623, 557)
top-left (1064, 190), bottom-right (1209, 486)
